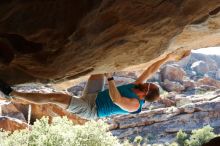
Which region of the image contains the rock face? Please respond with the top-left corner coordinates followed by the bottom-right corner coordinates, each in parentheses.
top-left (1, 1), bottom-right (220, 85)
top-left (109, 96), bottom-right (220, 144)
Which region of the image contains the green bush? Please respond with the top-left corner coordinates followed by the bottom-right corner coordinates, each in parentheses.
top-left (185, 125), bottom-right (216, 146)
top-left (176, 129), bottom-right (188, 146)
top-left (0, 117), bottom-right (121, 146)
top-left (175, 125), bottom-right (217, 146)
top-left (133, 135), bottom-right (143, 145)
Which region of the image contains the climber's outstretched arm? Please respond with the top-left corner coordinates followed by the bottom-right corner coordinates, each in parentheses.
top-left (134, 54), bottom-right (171, 84)
top-left (10, 91), bottom-right (72, 109)
top-left (134, 50), bottom-right (191, 84)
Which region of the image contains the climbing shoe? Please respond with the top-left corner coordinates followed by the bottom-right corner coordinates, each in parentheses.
top-left (0, 79), bottom-right (13, 96)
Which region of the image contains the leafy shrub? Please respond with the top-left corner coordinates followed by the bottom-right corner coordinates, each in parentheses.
top-left (185, 125), bottom-right (216, 146)
top-left (0, 117), bottom-right (121, 146)
top-left (133, 135), bottom-right (143, 145)
top-left (175, 125), bottom-right (217, 146)
top-left (176, 129), bottom-right (188, 146)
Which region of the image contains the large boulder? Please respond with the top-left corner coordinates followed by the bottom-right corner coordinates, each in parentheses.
top-left (191, 61), bottom-right (209, 75)
top-left (160, 64), bottom-right (186, 82)
top-left (161, 79), bottom-right (185, 93)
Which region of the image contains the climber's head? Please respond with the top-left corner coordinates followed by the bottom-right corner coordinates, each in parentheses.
top-left (134, 82), bottom-right (160, 102)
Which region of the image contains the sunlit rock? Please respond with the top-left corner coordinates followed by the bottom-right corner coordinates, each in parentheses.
top-left (160, 64), bottom-right (186, 82)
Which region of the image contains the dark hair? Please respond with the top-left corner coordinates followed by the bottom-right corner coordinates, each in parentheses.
top-left (135, 83), bottom-right (160, 102)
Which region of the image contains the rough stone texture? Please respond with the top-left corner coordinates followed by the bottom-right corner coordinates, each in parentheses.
top-left (0, 0), bottom-right (220, 86)
top-left (160, 64), bottom-right (186, 82)
top-left (109, 99), bottom-right (220, 144)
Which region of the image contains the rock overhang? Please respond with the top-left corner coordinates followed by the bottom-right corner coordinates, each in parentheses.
top-left (0, 0), bottom-right (220, 87)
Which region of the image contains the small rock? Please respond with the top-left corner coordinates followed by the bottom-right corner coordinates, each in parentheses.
top-left (161, 79), bottom-right (185, 93)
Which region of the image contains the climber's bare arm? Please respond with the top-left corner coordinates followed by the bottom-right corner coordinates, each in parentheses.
top-left (134, 55), bottom-right (171, 84)
top-left (10, 91), bottom-right (72, 109)
top-left (104, 73), bottom-right (139, 112)
top-left (134, 50), bottom-right (191, 84)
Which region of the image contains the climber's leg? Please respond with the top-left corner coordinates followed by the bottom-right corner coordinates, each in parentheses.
top-left (67, 74), bottom-right (105, 120)
top-left (82, 74), bottom-right (105, 96)
top-left (10, 91), bottom-right (71, 109)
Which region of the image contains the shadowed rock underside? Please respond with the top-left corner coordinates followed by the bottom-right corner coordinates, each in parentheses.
top-left (0, 0), bottom-right (220, 86)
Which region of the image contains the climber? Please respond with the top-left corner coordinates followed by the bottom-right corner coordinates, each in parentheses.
top-left (0, 50), bottom-right (190, 120)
